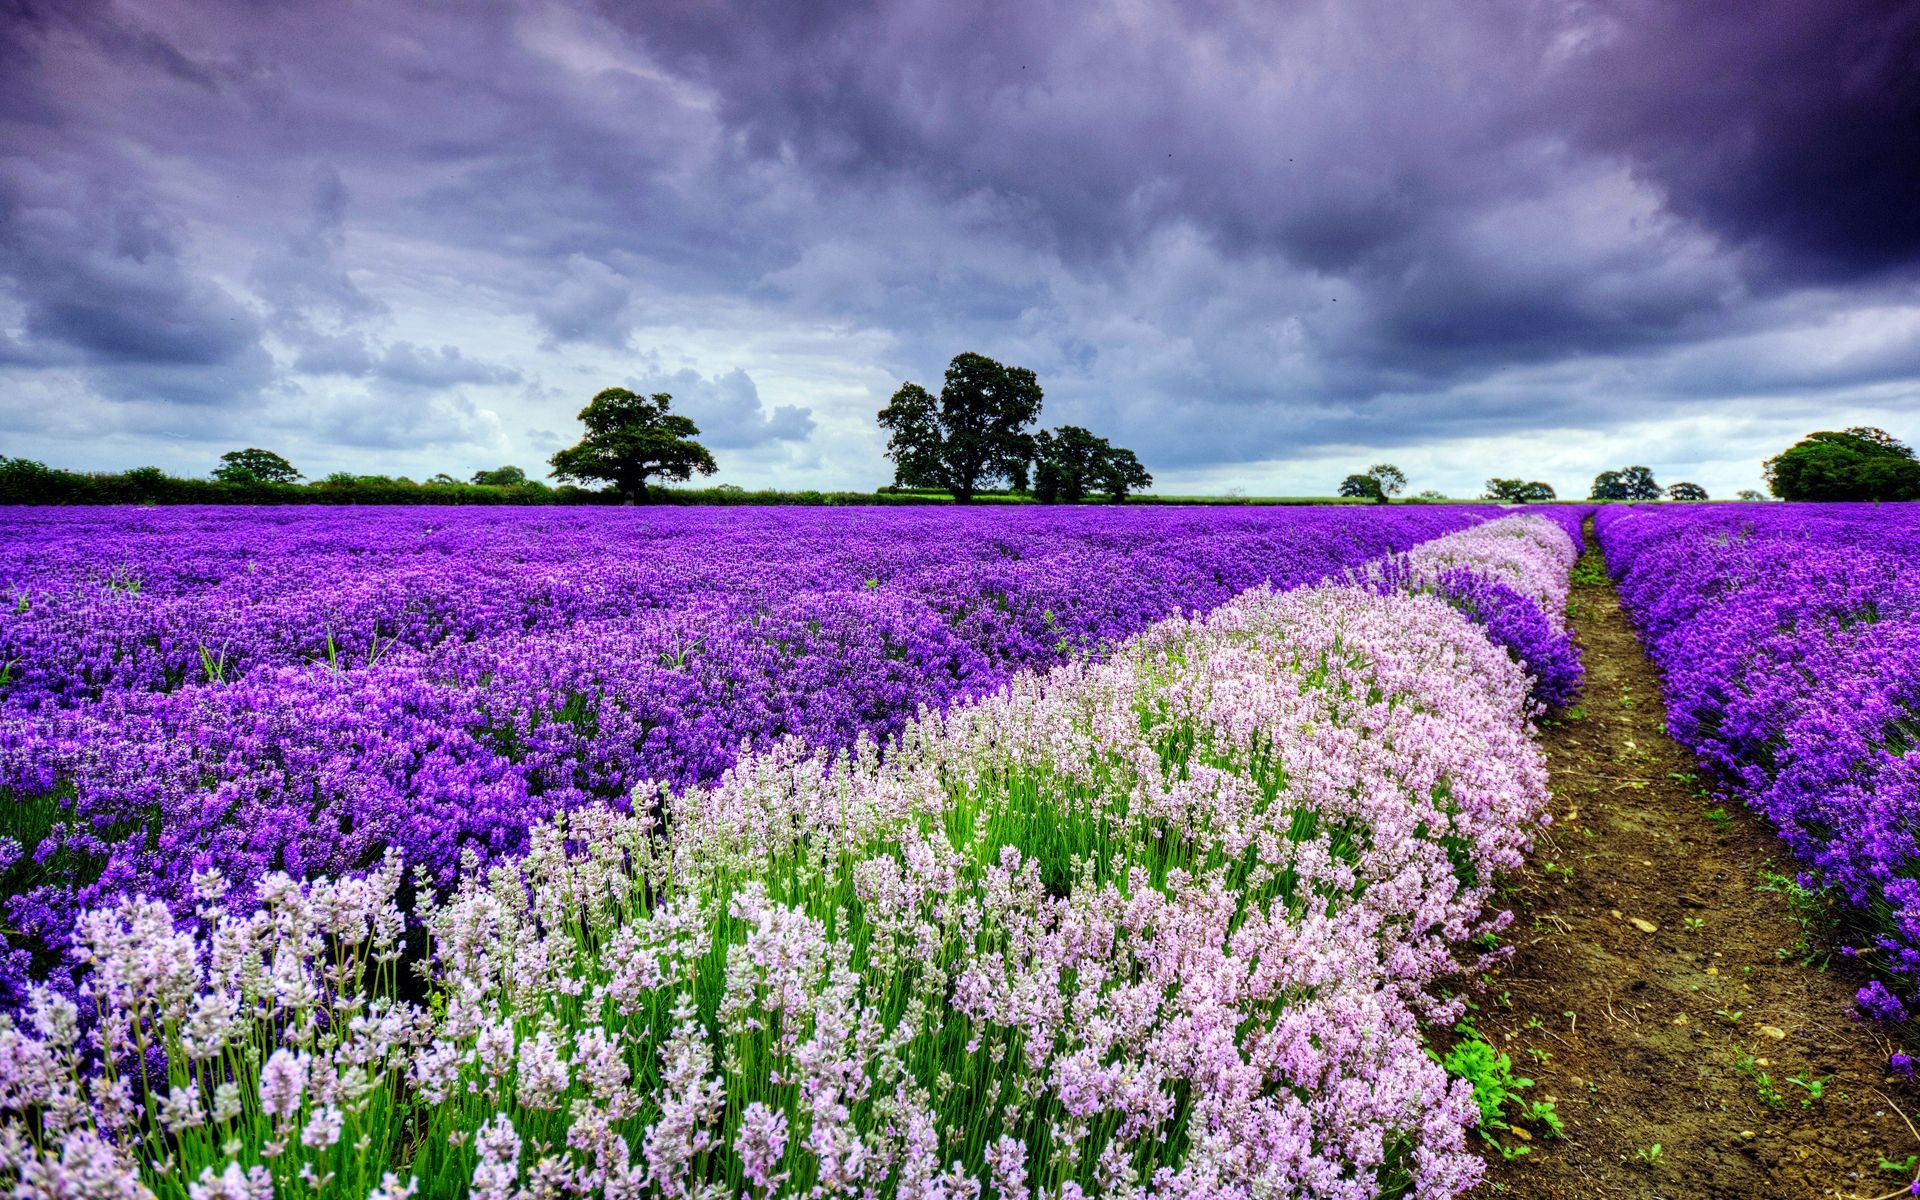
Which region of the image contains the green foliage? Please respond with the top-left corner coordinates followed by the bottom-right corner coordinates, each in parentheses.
top-left (212, 448), bottom-right (302, 485)
top-left (1568, 550), bottom-right (1608, 587)
top-left (1338, 473), bottom-right (1386, 503)
top-left (1588, 466), bottom-right (1661, 500)
top-left (1786, 1069), bottom-right (1832, 1106)
top-left (1755, 866), bottom-right (1832, 965)
top-left (0, 464), bottom-right (1027, 507)
top-left (1763, 427), bottom-right (1920, 501)
top-left (1666, 481), bottom-right (1709, 501)
top-left (120, 466), bottom-right (169, 501)
top-left (877, 352), bottom-right (1044, 502)
top-left (1735, 1049), bottom-right (1788, 1108)
top-left (1033, 425), bottom-right (1153, 502)
top-left (1366, 463), bottom-right (1408, 496)
top-left (1483, 478), bottom-right (1556, 503)
top-left (1337, 465), bottom-right (1408, 504)
top-left (549, 388), bottom-right (719, 500)
top-left (471, 464), bottom-right (529, 486)
top-left (0, 463), bottom-right (577, 506)
top-left (1735, 488), bottom-right (1767, 501)
top-left (1436, 1033), bottom-right (1561, 1158)
top-left (0, 456), bottom-right (59, 503)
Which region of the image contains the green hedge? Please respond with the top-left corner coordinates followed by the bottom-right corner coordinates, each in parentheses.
top-left (0, 461), bottom-right (992, 507)
top-left (0, 459), bottom-right (1555, 508)
top-left (0, 461), bottom-right (613, 506)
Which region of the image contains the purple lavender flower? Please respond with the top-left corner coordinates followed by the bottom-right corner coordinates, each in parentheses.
top-left (0, 504), bottom-right (1510, 979)
top-left (1600, 503), bottom-right (1920, 1018)
top-left (1861, 981), bottom-right (1909, 1023)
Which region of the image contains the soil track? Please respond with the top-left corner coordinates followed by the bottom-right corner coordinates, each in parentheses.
top-left (1477, 523), bottom-right (1919, 1200)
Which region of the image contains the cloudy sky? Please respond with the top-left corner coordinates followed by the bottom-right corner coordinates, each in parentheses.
top-left (2, 0), bottom-right (1916, 497)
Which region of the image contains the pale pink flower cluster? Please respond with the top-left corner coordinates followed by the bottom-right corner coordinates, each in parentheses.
top-left (1404, 515), bottom-right (1579, 626)
top-left (0, 521), bottom-right (1560, 1200)
top-left (0, 852), bottom-right (421, 1197)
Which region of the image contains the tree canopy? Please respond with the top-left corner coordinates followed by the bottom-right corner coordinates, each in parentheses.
top-left (1764, 428), bottom-right (1920, 501)
top-left (1097, 448), bottom-right (1152, 503)
top-left (1338, 473), bottom-right (1386, 503)
top-left (1666, 481), bottom-right (1709, 501)
top-left (471, 465), bottom-right (528, 487)
top-left (1589, 466), bottom-right (1661, 501)
top-left (1365, 463), bottom-right (1407, 497)
top-left (1484, 478), bottom-right (1556, 503)
top-left (877, 353), bottom-right (1043, 502)
top-left (1338, 463), bottom-right (1405, 504)
top-left (1032, 426), bottom-right (1152, 503)
top-left (548, 388), bottom-right (717, 501)
top-left (213, 449), bottom-right (302, 486)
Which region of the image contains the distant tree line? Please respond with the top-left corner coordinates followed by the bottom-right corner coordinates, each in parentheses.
top-left (0, 455), bottom-right (605, 507)
top-left (0, 457), bottom-right (1004, 508)
top-left (8, 375), bottom-right (1915, 507)
top-left (878, 353), bottom-right (1153, 502)
top-left (1328, 430), bottom-right (1920, 507)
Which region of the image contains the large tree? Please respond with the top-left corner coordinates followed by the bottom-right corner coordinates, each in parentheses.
top-left (548, 388), bottom-right (717, 501)
top-left (1338, 473), bottom-right (1386, 503)
top-left (1666, 481), bottom-right (1709, 501)
top-left (1589, 466), bottom-right (1661, 500)
top-left (1033, 425), bottom-right (1153, 503)
top-left (1098, 447), bottom-right (1152, 503)
top-left (1483, 478), bottom-right (1556, 503)
top-left (1365, 463), bottom-right (1407, 497)
top-left (1764, 428), bottom-right (1920, 501)
top-left (877, 352), bottom-right (1043, 502)
top-left (1338, 463), bottom-right (1405, 504)
top-left (213, 448), bottom-right (301, 485)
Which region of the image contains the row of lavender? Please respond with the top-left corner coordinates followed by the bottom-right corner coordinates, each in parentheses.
top-left (0, 507), bottom-right (1514, 996)
top-left (1596, 504), bottom-right (1920, 1015)
top-left (0, 507), bottom-right (1514, 711)
top-left (0, 515), bottom-right (1579, 1199)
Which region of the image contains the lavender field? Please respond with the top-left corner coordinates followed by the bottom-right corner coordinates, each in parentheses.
top-left (0, 507), bottom-right (1502, 970)
top-left (1598, 504), bottom-right (1920, 1021)
top-left (0, 506), bottom-right (1590, 1198)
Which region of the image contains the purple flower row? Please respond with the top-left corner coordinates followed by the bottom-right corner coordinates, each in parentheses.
top-left (1596, 503), bottom-right (1920, 1013)
top-left (1360, 514), bottom-right (1586, 710)
top-left (1, 505), bottom-right (1502, 999)
top-left (0, 518), bottom-right (1571, 1198)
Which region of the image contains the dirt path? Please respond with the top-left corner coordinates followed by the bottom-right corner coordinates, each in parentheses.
top-left (1477, 524), bottom-right (1920, 1200)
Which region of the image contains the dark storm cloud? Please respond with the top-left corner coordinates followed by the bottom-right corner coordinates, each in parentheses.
top-left (603, 0), bottom-right (1917, 372)
top-left (1557, 0), bottom-right (1920, 281)
top-left (0, 167), bottom-right (274, 404)
top-left (0, 0), bottom-right (1914, 483)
